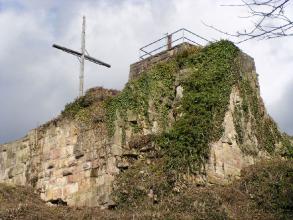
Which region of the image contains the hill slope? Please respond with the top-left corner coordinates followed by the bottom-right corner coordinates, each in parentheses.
top-left (0, 159), bottom-right (292, 219)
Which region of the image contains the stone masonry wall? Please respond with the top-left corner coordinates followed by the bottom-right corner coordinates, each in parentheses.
top-left (129, 42), bottom-right (198, 80)
top-left (206, 53), bottom-right (269, 184)
top-left (0, 118), bottom-right (120, 207)
top-left (0, 44), bottom-right (273, 207)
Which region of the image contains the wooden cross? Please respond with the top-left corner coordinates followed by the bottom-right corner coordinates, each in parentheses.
top-left (53, 16), bottom-right (111, 97)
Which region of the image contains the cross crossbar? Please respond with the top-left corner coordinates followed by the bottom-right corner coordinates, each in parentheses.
top-left (52, 44), bottom-right (111, 68)
top-left (53, 16), bottom-right (111, 97)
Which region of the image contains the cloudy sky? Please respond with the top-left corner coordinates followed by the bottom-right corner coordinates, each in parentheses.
top-left (0, 0), bottom-right (292, 144)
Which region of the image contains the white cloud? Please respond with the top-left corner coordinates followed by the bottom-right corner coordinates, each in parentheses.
top-left (0, 0), bottom-right (292, 143)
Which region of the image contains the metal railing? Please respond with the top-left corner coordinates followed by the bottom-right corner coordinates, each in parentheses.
top-left (139, 28), bottom-right (210, 60)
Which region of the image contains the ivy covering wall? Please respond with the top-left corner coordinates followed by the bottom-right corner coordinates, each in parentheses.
top-left (62, 40), bottom-right (292, 175)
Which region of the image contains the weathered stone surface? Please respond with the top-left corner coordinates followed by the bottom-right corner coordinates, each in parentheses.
top-left (206, 87), bottom-right (264, 184)
top-left (129, 42), bottom-right (197, 80)
top-left (0, 120), bottom-right (119, 207)
top-left (140, 145), bottom-right (154, 152)
top-left (107, 157), bottom-right (119, 175)
top-left (111, 144), bottom-right (122, 156)
top-left (176, 85), bottom-right (184, 99)
top-left (122, 149), bottom-right (139, 158)
top-left (126, 110), bottom-right (137, 122)
top-left (151, 121), bottom-right (159, 134)
top-left (117, 160), bottom-right (129, 169)
top-left (0, 45), bottom-right (281, 209)
top-left (62, 170), bottom-right (73, 176)
top-left (8, 165), bottom-right (24, 178)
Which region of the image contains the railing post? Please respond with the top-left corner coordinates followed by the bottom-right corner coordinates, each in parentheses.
top-left (138, 28), bottom-right (209, 59)
top-left (167, 34), bottom-right (172, 50)
top-left (183, 29), bottom-right (185, 43)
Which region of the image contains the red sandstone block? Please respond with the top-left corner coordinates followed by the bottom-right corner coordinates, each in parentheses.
top-left (49, 178), bottom-right (57, 185)
top-left (67, 174), bottom-right (80, 183)
top-left (51, 148), bottom-right (61, 160)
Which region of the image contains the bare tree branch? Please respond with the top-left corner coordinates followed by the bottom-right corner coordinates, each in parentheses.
top-left (208, 0), bottom-right (293, 43)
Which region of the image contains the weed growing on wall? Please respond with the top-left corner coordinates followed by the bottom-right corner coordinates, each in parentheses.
top-left (157, 40), bottom-right (240, 173)
top-left (236, 73), bottom-right (293, 157)
top-left (61, 87), bottom-right (118, 124)
top-left (104, 62), bottom-right (178, 137)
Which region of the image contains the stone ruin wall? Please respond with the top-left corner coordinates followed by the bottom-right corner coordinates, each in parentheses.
top-left (0, 102), bottom-right (177, 207)
top-left (0, 44), bottom-right (268, 207)
top-left (0, 119), bottom-right (117, 207)
top-left (129, 42), bottom-right (196, 80)
top-left (206, 52), bottom-right (269, 184)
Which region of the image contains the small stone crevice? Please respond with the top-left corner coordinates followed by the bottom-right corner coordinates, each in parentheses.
top-left (47, 198), bottom-right (68, 206)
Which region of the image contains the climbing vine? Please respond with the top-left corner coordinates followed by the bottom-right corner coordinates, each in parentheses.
top-left (157, 40), bottom-right (240, 173)
top-left (104, 62), bottom-right (178, 137)
top-left (61, 40), bottom-right (292, 177)
top-left (236, 72), bottom-right (293, 157)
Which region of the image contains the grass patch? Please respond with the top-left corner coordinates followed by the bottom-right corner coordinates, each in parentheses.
top-left (61, 87), bottom-right (118, 125)
top-left (238, 159), bottom-right (293, 219)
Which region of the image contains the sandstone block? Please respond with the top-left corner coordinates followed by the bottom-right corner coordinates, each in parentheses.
top-left (74, 150), bottom-right (84, 159)
top-left (111, 144), bottom-right (122, 156)
top-left (123, 149), bottom-right (139, 158)
top-left (63, 170), bottom-right (73, 176)
top-left (112, 120), bottom-right (123, 144)
top-left (7, 165), bottom-right (24, 178)
top-left (61, 145), bottom-right (74, 158)
top-left (66, 135), bottom-right (77, 145)
top-left (47, 163), bottom-right (54, 169)
top-left (19, 150), bottom-right (29, 163)
top-left (107, 157), bottom-right (119, 175)
top-left (49, 178), bottom-right (57, 185)
top-left (46, 188), bottom-right (62, 200)
top-left (43, 152), bottom-right (51, 161)
top-left (64, 183), bottom-right (78, 196)
top-left (67, 174), bottom-right (80, 183)
top-left (56, 177), bottom-right (67, 186)
top-left (117, 161), bottom-right (129, 169)
top-left (84, 170), bottom-right (92, 178)
top-left (176, 85), bottom-right (184, 99)
top-left (51, 148), bottom-right (61, 160)
top-left (67, 157), bottom-right (78, 167)
top-left (83, 162), bottom-right (92, 170)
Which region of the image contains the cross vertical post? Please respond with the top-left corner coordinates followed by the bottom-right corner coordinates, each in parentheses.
top-left (79, 16), bottom-right (86, 97)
